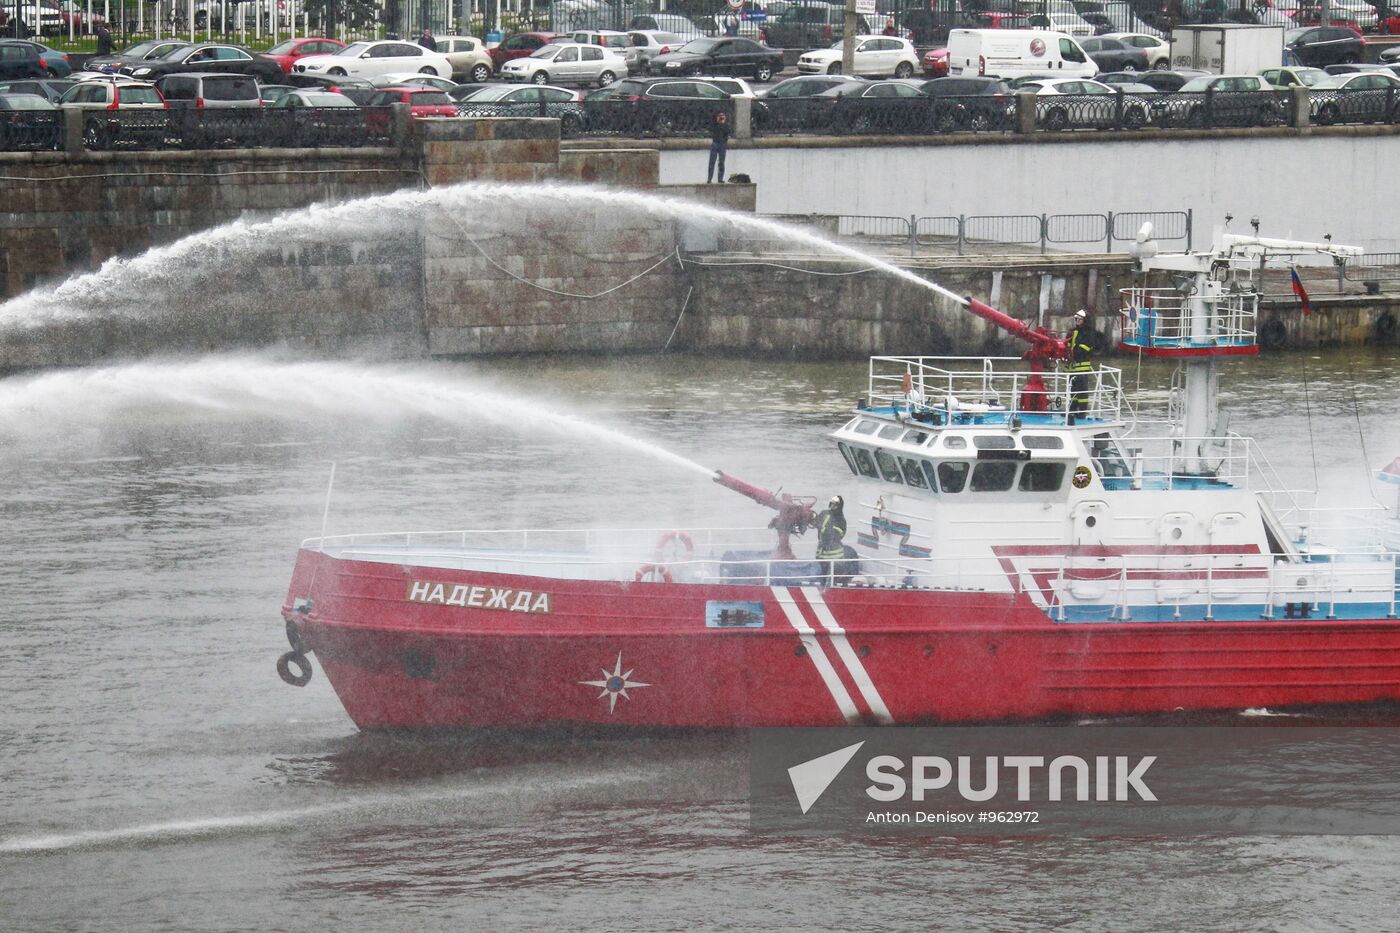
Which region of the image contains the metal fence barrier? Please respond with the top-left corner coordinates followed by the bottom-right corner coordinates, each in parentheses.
top-left (794, 210), bottom-right (1195, 256)
top-left (1343, 253), bottom-right (1400, 282)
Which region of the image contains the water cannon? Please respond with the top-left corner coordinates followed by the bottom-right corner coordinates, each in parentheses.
top-left (712, 470), bottom-right (817, 560)
top-left (964, 297), bottom-right (1069, 363)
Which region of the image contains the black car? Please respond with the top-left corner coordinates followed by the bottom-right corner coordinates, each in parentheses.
top-left (85, 39), bottom-right (192, 73)
top-left (647, 37), bottom-right (782, 82)
top-left (1285, 26), bottom-right (1365, 69)
top-left (0, 40), bottom-right (44, 80)
top-left (0, 92), bottom-right (59, 149)
top-left (817, 79), bottom-right (931, 134)
top-left (1079, 37), bottom-right (1150, 72)
top-left (919, 75), bottom-right (1014, 131)
top-left (585, 76), bottom-right (732, 134)
top-left (760, 3), bottom-right (872, 50)
top-left (1099, 69), bottom-right (1206, 93)
top-left (118, 43), bottom-right (283, 83)
top-left (753, 74), bottom-right (866, 131)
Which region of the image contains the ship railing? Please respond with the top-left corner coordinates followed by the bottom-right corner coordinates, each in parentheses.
top-left (302, 525), bottom-right (779, 556)
top-left (1274, 506), bottom-right (1400, 553)
top-left (1118, 287), bottom-right (1258, 351)
top-left (867, 356), bottom-right (1126, 424)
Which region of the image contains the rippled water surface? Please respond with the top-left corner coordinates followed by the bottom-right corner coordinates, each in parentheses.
top-left (3, 349), bottom-right (1399, 931)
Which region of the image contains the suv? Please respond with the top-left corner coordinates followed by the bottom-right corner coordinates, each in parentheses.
top-left (0, 41), bottom-right (45, 80)
top-left (919, 75), bottom-right (1013, 130)
top-left (58, 79), bottom-right (168, 148)
top-left (1285, 26), bottom-right (1365, 69)
top-left (155, 72), bottom-right (261, 147)
top-left (586, 76), bottom-right (732, 134)
top-left (760, 3), bottom-right (872, 49)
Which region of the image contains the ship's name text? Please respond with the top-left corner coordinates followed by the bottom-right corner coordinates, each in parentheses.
top-left (407, 580), bottom-right (552, 614)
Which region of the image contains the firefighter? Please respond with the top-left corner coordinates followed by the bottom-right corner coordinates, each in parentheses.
top-left (1067, 309), bottom-right (1096, 424)
top-left (816, 495), bottom-right (847, 582)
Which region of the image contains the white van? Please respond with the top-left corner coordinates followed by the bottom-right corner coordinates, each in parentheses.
top-left (946, 29), bottom-right (1098, 79)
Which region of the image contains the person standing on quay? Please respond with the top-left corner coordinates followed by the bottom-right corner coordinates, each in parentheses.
top-left (418, 27), bottom-right (437, 51)
top-left (707, 110), bottom-right (731, 184)
top-left (95, 23), bottom-right (113, 57)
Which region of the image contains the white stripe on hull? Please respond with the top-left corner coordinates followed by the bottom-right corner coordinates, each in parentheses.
top-left (771, 586), bottom-right (860, 724)
top-left (800, 586), bottom-right (895, 725)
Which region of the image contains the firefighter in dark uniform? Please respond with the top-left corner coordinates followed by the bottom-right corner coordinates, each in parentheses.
top-left (815, 495), bottom-right (848, 582)
top-left (1067, 308), bottom-right (1096, 424)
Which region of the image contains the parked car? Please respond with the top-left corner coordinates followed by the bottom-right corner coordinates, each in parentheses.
top-left (455, 83), bottom-right (585, 135)
top-left (0, 40), bottom-right (45, 80)
top-left (85, 40), bottom-right (191, 74)
top-left (121, 44), bottom-right (284, 83)
top-left (816, 78), bottom-right (930, 133)
top-left (690, 75), bottom-right (757, 97)
top-left (367, 85), bottom-right (454, 115)
top-left (1019, 76), bottom-right (1152, 128)
top-left (432, 35), bottom-right (494, 82)
top-left (1079, 36), bottom-right (1151, 71)
top-left (1164, 73), bottom-right (1286, 125)
top-left (5, 3), bottom-right (61, 35)
top-left (12, 40), bottom-right (69, 76)
top-left (919, 74), bottom-right (1014, 130)
top-left (571, 29), bottom-right (634, 57)
top-left (1073, 1), bottom-right (1161, 33)
top-left (647, 37), bottom-right (782, 81)
top-left (1026, 11), bottom-right (1096, 36)
top-left (294, 40), bottom-right (454, 79)
top-left (1098, 68), bottom-right (1207, 91)
top-left (263, 37), bottom-right (346, 75)
top-left (259, 83), bottom-right (297, 103)
top-left (1284, 25), bottom-right (1365, 68)
top-left (627, 13), bottom-right (706, 40)
top-left (922, 46), bottom-right (949, 76)
top-left (0, 92), bottom-right (57, 149)
top-left (488, 32), bottom-right (566, 70)
top-left (626, 30), bottom-right (687, 75)
top-left (1104, 32), bottom-right (1170, 68)
top-left (501, 42), bottom-right (628, 86)
top-left (367, 72), bottom-right (460, 92)
top-left (760, 3), bottom-right (872, 49)
top-left (156, 72), bottom-right (261, 147)
top-left (0, 76), bottom-right (72, 100)
top-left (752, 72), bottom-right (865, 130)
top-left (54, 0), bottom-right (105, 31)
top-left (57, 78), bottom-right (168, 148)
top-left (584, 76), bottom-right (730, 134)
top-left (266, 89), bottom-right (366, 146)
top-left (797, 35), bottom-right (920, 77)
top-left (1258, 64), bottom-right (1327, 87)
top-left (1309, 70), bottom-right (1400, 123)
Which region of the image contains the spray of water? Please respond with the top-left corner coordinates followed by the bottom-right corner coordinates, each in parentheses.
top-left (0, 355), bottom-right (716, 478)
top-left (0, 180), bottom-right (968, 335)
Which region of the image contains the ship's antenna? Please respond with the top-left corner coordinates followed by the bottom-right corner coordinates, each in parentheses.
top-left (1300, 358), bottom-right (1320, 494)
top-left (320, 461), bottom-right (338, 542)
top-left (1343, 361), bottom-right (1385, 509)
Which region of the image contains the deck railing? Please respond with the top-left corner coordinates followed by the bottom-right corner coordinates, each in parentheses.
top-left (867, 356), bottom-right (1126, 423)
top-left (1119, 287), bottom-right (1258, 351)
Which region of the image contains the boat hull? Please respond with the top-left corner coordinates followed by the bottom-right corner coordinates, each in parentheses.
top-left (283, 550), bottom-right (1400, 730)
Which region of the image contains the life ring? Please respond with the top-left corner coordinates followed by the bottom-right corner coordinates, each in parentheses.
top-left (1376, 313), bottom-right (1397, 343)
top-left (634, 564), bottom-right (673, 584)
top-left (1258, 318), bottom-right (1288, 350)
top-left (276, 650), bottom-right (313, 687)
top-left (654, 531), bottom-right (694, 562)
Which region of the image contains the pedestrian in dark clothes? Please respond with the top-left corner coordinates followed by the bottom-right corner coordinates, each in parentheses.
top-left (707, 110), bottom-right (731, 183)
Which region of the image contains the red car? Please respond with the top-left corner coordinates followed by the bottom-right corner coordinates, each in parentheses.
top-left (923, 47), bottom-right (948, 77)
top-left (488, 32), bottom-right (565, 70)
top-left (265, 37), bottom-right (346, 75)
top-left (367, 86), bottom-right (459, 118)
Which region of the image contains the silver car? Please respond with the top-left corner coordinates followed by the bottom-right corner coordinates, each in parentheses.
top-left (499, 42), bottom-right (628, 87)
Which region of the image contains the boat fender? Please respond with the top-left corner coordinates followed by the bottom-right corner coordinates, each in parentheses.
top-left (1258, 318), bottom-right (1288, 350)
top-left (277, 650), bottom-right (313, 687)
top-left (285, 618), bottom-right (307, 654)
top-left (654, 531), bottom-right (694, 562)
top-left (1376, 313), bottom-right (1397, 343)
top-left (635, 564), bottom-right (674, 584)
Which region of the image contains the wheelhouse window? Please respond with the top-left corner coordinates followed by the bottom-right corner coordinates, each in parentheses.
top-left (854, 420), bottom-right (878, 435)
top-left (1019, 462), bottom-right (1066, 492)
top-left (943, 436), bottom-right (967, 449)
top-left (874, 449), bottom-right (904, 483)
top-left (970, 461), bottom-right (1017, 492)
top-left (879, 425), bottom-right (904, 440)
top-left (852, 447), bottom-right (879, 478)
top-left (937, 461), bottom-right (969, 493)
top-left (1022, 435), bottom-right (1064, 450)
top-left (901, 429), bottom-right (929, 446)
top-left (837, 442), bottom-right (859, 476)
top-left (973, 435), bottom-right (1015, 450)
top-left (898, 457), bottom-right (929, 489)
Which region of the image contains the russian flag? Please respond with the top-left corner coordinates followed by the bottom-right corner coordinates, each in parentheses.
top-left (1291, 267), bottom-right (1312, 317)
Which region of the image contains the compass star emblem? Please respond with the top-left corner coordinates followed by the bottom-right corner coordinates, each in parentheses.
top-left (580, 652), bottom-right (651, 714)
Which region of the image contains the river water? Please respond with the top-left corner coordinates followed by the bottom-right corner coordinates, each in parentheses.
top-left (2, 348), bottom-right (1399, 931)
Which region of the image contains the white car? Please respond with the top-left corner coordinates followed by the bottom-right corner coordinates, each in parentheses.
top-left (1105, 32), bottom-right (1170, 69)
top-left (500, 42), bottom-right (627, 87)
top-left (796, 36), bottom-right (920, 78)
top-left (1018, 77), bottom-right (1153, 129)
top-left (689, 75), bottom-right (757, 97)
top-left (435, 35), bottom-right (494, 83)
top-left (1031, 12), bottom-right (1096, 37)
top-left (626, 30), bottom-right (687, 74)
top-left (293, 40), bottom-right (453, 79)
top-left (367, 72), bottom-right (460, 92)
